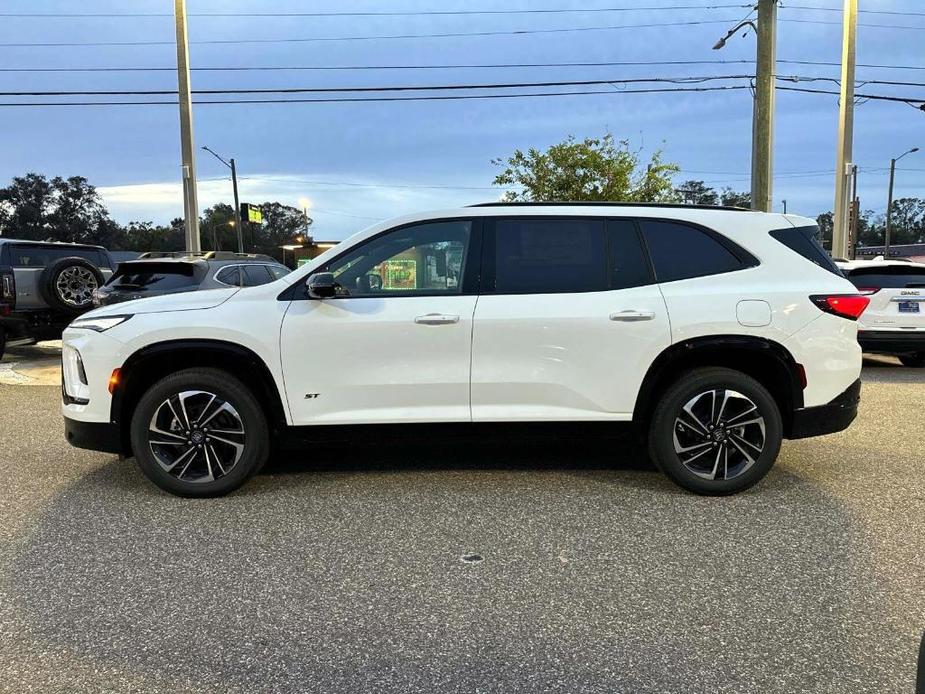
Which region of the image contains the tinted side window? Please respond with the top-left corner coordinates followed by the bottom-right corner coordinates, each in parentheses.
top-left (641, 220), bottom-right (743, 282)
top-left (243, 265), bottom-right (272, 286)
top-left (11, 246), bottom-right (103, 267)
top-left (215, 266), bottom-right (241, 286)
top-left (846, 265), bottom-right (925, 289)
top-left (268, 265), bottom-right (290, 280)
top-left (607, 220), bottom-right (653, 290)
top-left (493, 218), bottom-right (605, 294)
top-left (769, 225), bottom-right (841, 276)
top-left (326, 220), bottom-right (471, 297)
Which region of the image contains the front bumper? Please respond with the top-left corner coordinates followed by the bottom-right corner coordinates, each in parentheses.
top-left (64, 416), bottom-right (124, 455)
top-left (788, 379), bottom-right (861, 439)
top-left (858, 330), bottom-right (925, 354)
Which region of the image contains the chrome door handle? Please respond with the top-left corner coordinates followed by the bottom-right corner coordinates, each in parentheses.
top-left (610, 310), bottom-right (656, 322)
top-left (414, 313), bottom-right (460, 325)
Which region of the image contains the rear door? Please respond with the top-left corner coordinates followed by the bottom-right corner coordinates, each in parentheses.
top-left (845, 264), bottom-right (925, 331)
top-left (470, 216), bottom-right (671, 421)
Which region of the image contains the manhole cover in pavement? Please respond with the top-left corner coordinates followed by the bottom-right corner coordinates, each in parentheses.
top-left (460, 553), bottom-right (484, 564)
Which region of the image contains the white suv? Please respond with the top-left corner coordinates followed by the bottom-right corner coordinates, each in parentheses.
top-left (836, 257), bottom-right (925, 367)
top-left (61, 204), bottom-right (867, 497)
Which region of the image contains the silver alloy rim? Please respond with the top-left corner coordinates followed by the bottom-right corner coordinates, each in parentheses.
top-left (148, 390), bottom-right (246, 483)
top-left (55, 266), bottom-right (99, 307)
top-left (672, 389), bottom-right (766, 481)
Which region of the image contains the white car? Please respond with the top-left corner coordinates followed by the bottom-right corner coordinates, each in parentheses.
top-left (836, 257), bottom-right (925, 367)
top-left (62, 204), bottom-right (867, 497)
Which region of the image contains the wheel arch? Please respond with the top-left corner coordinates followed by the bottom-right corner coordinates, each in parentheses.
top-left (111, 339), bottom-right (288, 455)
top-left (633, 335), bottom-right (804, 436)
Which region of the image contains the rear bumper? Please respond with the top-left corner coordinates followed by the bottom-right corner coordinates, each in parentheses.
top-left (64, 416), bottom-right (124, 455)
top-left (858, 330), bottom-right (925, 354)
top-left (788, 379), bottom-right (861, 440)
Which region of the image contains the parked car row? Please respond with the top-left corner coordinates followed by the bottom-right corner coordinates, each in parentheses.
top-left (0, 241), bottom-right (289, 358)
top-left (62, 203), bottom-right (868, 498)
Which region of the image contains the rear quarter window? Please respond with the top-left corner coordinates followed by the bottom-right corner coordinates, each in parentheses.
top-left (640, 220), bottom-right (747, 282)
top-left (769, 226), bottom-right (842, 276)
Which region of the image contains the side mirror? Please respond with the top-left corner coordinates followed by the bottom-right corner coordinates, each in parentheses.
top-left (306, 272), bottom-right (338, 299)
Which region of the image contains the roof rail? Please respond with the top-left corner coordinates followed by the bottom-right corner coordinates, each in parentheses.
top-left (467, 201), bottom-right (751, 212)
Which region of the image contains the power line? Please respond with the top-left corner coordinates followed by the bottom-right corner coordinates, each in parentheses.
top-left (3, 59), bottom-right (925, 74)
top-left (5, 74), bottom-right (924, 98)
top-left (0, 84), bottom-right (756, 107)
top-left (0, 19), bottom-right (756, 47)
top-left (780, 18), bottom-right (925, 31)
top-left (3, 4), bottom-right (923, 18)
top-left (0, 75), bottom-right (754, 97)
top-left (0, 5), bottom-right (752, 18)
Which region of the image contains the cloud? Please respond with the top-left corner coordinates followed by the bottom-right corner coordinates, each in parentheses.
top-left (97, 172), bottom-right (497, 239)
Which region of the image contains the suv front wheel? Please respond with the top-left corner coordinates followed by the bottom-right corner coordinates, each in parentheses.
top-left (648, 367), bottom-right (783, 495)
top-left (130, 368), bottom-right (269, 497)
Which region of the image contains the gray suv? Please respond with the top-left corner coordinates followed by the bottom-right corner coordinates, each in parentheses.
top-left (92, 251), bottom-right (290, 307)
top-left (0, 238), bottom-right (115, 358)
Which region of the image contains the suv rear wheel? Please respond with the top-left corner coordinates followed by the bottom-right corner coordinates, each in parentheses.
top-left (899, 353), bottom-right (925, 368)
top-left (648, 367), bottom-right (783, 495)
top-left (130, 368), bottom-right (269, 497)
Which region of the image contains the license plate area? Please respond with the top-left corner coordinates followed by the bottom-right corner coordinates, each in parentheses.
top-left (898, 301), bottom-right (920, 313)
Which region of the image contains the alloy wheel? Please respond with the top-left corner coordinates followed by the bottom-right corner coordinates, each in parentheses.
top-left (672, 389), bottom-right (766, 481)
top-left (148, 390), bottom-right (246, 483)
top-left (55, 266), bottom-right (99, 308)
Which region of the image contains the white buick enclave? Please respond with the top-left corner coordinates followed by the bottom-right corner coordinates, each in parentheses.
top-left (62, 203), bottom-right (867, 497)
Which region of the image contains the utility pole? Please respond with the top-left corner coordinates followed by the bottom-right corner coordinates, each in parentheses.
top-left (752, 0), bottom-right (777, 212)
top-left (174, 0), bottom-right (200, 252)
top-left (832, 0), bottom-right (857, 260)
top-left (712, 1), bottom-right (777, 212)
top-left (885, 147), bottom-right (920, 256)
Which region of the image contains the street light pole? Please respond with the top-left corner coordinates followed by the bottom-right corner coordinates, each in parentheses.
top-left (202, 146), bottom-right (244, 253)
top-left (884, 147), bottom-right (920, 256)
top-left (832, 0), bottom-right (858, 260)
top-left (174, 0), bottom-right (200, 252)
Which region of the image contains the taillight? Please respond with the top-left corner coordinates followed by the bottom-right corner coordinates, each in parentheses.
top-left (1, 270), bottom-right (14, 306)
top-left (810, 294), bottom-right (870, 321)
top-left (856, 287), bottom-right (880, 295)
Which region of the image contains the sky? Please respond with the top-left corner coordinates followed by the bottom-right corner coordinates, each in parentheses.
top-left (0, 0), bottom-right (923, 241)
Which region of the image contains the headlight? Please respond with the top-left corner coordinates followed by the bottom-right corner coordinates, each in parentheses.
top-left (69, 314), bottom-right (132, 332)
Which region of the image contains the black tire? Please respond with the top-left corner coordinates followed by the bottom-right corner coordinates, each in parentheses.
top-left (899, 353), bottom-right (925, 368)
top-left (0, 328), bottom-right (5, 360)
top-left (130, 368), bottom-right (269, 497)
top-left (648, 367), bottom-right (783, 496)
top-left (39, 257), bottom-right (104, 314)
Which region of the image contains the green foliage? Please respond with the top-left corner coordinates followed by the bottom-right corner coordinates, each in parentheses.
top-left (492, 133), bottom-right (681, 203)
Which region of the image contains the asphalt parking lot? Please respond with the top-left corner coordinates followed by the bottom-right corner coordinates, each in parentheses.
top-left (0, 344), bottom-right (923, 693)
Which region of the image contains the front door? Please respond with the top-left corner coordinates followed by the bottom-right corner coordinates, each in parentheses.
top-left (280, 219), bottom-right (479, 425)
top-left (471, 217), bottom-right (672, 421)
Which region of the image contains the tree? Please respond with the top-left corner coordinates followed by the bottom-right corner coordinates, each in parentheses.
top-left (0, 173), bottom-right (116, 244)
top-left (199, 203), bottom-right (238, 252)
top-left (492, 133), bottom-right (680, 203)
top-left (251, 202), bottom-right (310, 261)
top-left (719, 188), bottom-right (751, 208)
top-left (676, 180), bottom-right (718, 206)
